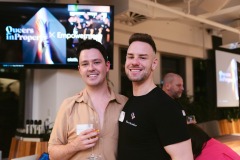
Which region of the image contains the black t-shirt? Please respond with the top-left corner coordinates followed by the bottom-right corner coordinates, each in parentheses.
top-left (118, 87), bottom-right (190, 160)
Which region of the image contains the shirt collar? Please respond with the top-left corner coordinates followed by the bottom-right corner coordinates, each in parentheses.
top-left (75, 87), bottom-right (123, 105)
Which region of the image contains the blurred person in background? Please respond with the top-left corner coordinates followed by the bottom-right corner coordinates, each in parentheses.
top-left (162, 72), bottom-right (197, 124)
top-left (162, 72), bottom-right (184, 99)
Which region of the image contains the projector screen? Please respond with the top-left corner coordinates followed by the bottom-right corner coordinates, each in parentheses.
top-left (215, 50), bottom-right (240, 107)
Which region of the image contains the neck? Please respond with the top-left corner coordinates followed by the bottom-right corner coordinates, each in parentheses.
top-left (86, 82), bottom-right (110, 130)
top-left (86, 82), bottom-right (110, 97)
top-left (162, 89), bottom-right (173, 98)
top-left (132, 79), bottom-right (156, 96)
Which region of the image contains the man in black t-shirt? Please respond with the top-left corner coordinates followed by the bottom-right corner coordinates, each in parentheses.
top-left (118, 33), bottom-right (194, 160)
top-left (162, 73), bottom-right (197, 124)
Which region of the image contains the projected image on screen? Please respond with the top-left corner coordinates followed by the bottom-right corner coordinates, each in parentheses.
top-left (215, 50), bottom-right (240, 107)
top-left (22, 7), bottom-right (66, 64)
top-left (66, 5), bottom-right (112, 64)
top-left (0, 2), bottom-right (114, 69)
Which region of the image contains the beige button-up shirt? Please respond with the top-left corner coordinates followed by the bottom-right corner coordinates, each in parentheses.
top-left (48, 88), bottom-right (128, 160)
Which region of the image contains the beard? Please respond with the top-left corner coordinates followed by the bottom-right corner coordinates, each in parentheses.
top-left (125, 69), bottom-right (151, 83)
top-left (172, 92), bottom-right (182, 99)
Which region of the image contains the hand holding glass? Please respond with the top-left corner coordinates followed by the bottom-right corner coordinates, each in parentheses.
top-left (76, 124), bottom-right (100, 159)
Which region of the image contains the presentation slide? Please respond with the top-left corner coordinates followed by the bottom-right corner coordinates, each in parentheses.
top-left (0, 3), bottom-right (113, 69)
top-left (215, 50), bottom-right (240, 107)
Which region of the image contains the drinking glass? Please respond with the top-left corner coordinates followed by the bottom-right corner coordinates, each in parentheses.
top-left (87, 114), bottom-right (102, 160)
top-left (76, 124), bottom-right (93, 136)
top-left (186, 115), bottom-right (197, 124)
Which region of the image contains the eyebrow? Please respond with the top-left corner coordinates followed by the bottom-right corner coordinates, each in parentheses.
top-left (127, 52), bottom-right (149, 56)
top-left (80, 58), bottom-right (103, 62)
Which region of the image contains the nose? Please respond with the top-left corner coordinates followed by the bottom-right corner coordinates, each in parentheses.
top-left (88, 63), bottom-right (95, 71)
top-left (131, 57), bottom-right (140, 66)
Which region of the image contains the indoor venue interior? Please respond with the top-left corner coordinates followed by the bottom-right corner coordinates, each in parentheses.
top-left (1, 0), bottom-right (240, 159)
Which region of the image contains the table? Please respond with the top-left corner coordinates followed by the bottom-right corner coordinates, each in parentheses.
top-left (8, 137), bottom-right (48, 160)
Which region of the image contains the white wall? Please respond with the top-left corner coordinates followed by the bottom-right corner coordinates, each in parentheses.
top-left (108, 44), bottom-right (121, 92)
top-left (31, 69), bottom-right (85, 122)
top-left (114, 20), bottom-right (212, 59)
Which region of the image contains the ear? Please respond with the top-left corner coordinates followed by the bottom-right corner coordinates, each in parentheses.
top-left (106, 61), bottom-right (111, 72)
top-left (151, 57), bottom-right (158, 70)
top-left (166, 83), bottom-right (171, 90)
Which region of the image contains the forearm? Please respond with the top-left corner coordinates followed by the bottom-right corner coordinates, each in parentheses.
top-left (165, 139), bottom-right (194, 160)
top-left (48, 143), bottom-right (78, 160)
top-left (171, 153), bottom-right (194, 160)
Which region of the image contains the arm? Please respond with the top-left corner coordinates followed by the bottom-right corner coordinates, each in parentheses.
top-left (164, 139), bottom-right (194, 160)
top-left (48, 128), bottom-right (99, 160)
top-left (48, 96), bottom-right (99, 160)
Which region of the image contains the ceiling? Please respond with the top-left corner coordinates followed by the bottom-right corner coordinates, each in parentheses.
top-left (115, 0), bottom-right (240, 29)
top-left (9, 0), bottom-right (240, 48)
top-left (114, 0), bottom-right (240, 49)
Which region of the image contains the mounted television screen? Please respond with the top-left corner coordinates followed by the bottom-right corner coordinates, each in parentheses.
top-left (0, 2), bottom-right (114, 69)
top-left (215, 50), bottom-right (240, 107)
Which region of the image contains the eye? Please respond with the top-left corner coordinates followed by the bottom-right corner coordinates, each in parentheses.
top-left (93, 60), bottom-right (102, 65)
top-left (94, 61), bottom-right (101, 64)
top-left (80, 62), bottom-right (88, 66)
top-left (140, 56), bottom-right (147, 59)
top-left (127, 55), bottom-right (134, 59)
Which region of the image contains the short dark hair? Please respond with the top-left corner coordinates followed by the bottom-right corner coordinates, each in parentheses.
top-left (129, 33), bottom-right (156, 53)
top-left (76, 39), bottom-right (108, 62)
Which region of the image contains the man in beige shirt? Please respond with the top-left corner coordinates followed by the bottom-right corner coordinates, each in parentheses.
top-left (48, 39), bottom-right (127, 160)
